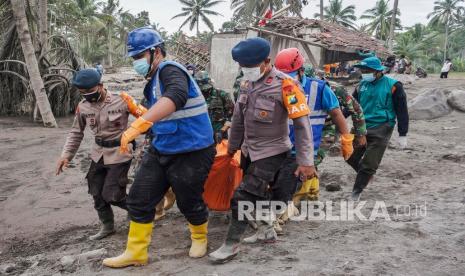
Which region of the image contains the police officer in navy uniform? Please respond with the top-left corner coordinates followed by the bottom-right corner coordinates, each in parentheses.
top-left (209, 38), bottom-right (315, 263)
top-left (103, 27), bottom-right (216, 268)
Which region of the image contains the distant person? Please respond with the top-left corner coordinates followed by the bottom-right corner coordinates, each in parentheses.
top-left (440, 59), bottom-right (453, 79)
top-left (186, 64), bottom-right (196, 77)
top-left (95, 62), bottom-right (104, 75)
top-left (384, 55), bottom-right (396, 74)
top-left (398, 55), bottom-right (410, 74)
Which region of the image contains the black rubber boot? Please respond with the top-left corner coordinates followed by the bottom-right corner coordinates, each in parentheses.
top-left (351, 172), bottom-right (373, 201)
top-left (209, 218), bottom-right (248, 264)
top-left (89, 208), bottom-right (116, 240)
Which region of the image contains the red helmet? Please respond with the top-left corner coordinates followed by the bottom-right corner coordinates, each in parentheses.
top-left (275, 48), bottom-right (305, 73)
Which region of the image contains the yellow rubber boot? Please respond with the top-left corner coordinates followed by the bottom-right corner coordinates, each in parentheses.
top-left (102, 221), bottom-right (153, 268)
top-left (293, 179), bottom-right (312, 206)
top-left (307, 177), bottom-right (320, 201)
top-left (188, 222), bottom-right (208, 258)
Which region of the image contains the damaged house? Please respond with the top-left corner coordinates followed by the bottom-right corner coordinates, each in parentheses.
top-left (209, 17), bottom-right (391, 93)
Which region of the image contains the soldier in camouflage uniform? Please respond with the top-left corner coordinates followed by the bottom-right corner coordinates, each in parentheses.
top-left (315, 82), bottom-right (367, 166)
top-left (196, 71), bottom-right (235, 142)
top-left (232, 70), bottom-right (243, 102)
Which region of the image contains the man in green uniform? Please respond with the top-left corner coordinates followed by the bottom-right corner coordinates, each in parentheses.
top-left (316, 83), bottom-right (367, 166)
top-left (196, 71), bottom-right (234, 142)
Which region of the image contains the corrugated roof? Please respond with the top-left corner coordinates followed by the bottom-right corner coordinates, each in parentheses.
top-left (264, 17), bottom-right (391, 57)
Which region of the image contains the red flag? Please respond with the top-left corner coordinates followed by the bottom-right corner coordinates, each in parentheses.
top-left (258, 8), bottom-right (273, 27)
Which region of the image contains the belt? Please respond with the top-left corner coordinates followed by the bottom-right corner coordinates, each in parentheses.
top-left (95, 137), bottom-right (136, 149)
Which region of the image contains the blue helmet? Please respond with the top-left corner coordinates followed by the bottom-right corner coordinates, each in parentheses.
top-left (127, 27), bottom-right (164, 57)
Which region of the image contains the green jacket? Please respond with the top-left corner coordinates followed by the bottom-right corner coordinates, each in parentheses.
top-left (358, 75), bottom-right (398, 129)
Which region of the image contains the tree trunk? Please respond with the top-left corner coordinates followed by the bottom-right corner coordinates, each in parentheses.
top-left (11, 0), bottom-right (57, 127)
top-left (108, 23), bottom-right (113, 68)
top-left (320, 0), bottom-right (324, 20)
top-left (39, 0), bottom-right (47, 52)
top-left (196, 20), bottom-right (199, 37)
top-left (387, 0), bottom-right (399, 51)
top-left (444, 19), bottom-right (449, 62)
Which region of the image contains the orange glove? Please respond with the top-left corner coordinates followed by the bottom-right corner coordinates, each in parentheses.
top-left (120, 92), bottom-right (147, 118)
top-left (341, 133), bottom-right (354, 160)
top-left (282, 78), bottom-right (310, 119)
top-left (120, 117), bottom-right (153, 153)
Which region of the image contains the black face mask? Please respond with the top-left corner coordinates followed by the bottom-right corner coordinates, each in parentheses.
top-left (82, 89), bottom-right (101, 103)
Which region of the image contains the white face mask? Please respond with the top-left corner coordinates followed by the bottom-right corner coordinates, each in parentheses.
top-left (241, 66), bottom-right (264, 82)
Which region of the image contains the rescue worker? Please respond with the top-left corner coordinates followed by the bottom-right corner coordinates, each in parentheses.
top-left (316, 82), bottom-right (367, 166)
top-left (209, 37), bottom-right (316, 263)
top-left (56, 69), bottom-right (146, 241)
top-left (232, 70), bottom-right (243, 102)
top-left (102, 27), bottom-right (215, 268)
top-left (186, 64), bottom-right (196, 77)
top-left (274, 48), bottom-right (354, 203)
top-left (95, 62), bottom-right (104, 75)
top-left (195, 70), bottom-right (234, 142)
top-left (349, 56), bottom-right (409, 201)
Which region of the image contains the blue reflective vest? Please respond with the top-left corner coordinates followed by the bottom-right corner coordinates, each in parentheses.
top-left (289, 77), bottom-right (328, 155)
top-left (358, 75), bottom-right (398, 129)
top-left (144, 61), bottom-right (213, 154)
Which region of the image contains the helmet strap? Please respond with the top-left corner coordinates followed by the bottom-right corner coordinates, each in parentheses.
top-left (145, 47), bottom-right (155, 79)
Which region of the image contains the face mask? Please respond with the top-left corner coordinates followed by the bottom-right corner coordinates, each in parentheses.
top-left (361, 73), bottom-right (376, 82)
top-left (242, 66), bottom-right (264, 82)
top-left (82, 89), bottom-right (101, 103)
top-left (133, 58), bottom-right (150, 76)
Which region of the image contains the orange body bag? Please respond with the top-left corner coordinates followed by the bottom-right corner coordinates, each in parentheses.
top-left (202, 140), bottom-right (242, 211)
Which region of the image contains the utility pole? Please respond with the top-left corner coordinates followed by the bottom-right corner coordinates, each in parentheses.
top-left (320, 0), bottom-right (324, 20)
top-left (388, 0), bottom-right (399, 51)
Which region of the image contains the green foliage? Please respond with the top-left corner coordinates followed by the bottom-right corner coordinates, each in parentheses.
top-left (452, 57), bottom-right (465, 71)
top-left (171, 0), bottom-right (223, 36)
top-left (47, 0), bottom-right (159, 66)
top-left (394, 20), bottom-right (465, 73)
top-left (315, 0), bottom-right (357, 30)
top-left (230, 0), bottom-right (307, 27)
top-left (360, 0), bottom-right (401, 41)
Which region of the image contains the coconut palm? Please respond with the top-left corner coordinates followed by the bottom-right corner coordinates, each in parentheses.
top-left (10, 0), bottom-right (57, 127)
top-left (231, 0), bottom-right (306, 25)
top-left (360, 0), bottom-right (401, 41)
top-left (427, 0), bottom-right (465, 61)
top-left (314, 0), bottom-right (357, 29)
top-left (171, 0), bottom-right (223, 36)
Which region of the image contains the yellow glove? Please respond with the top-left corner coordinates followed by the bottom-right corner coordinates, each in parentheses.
top-left (341, 133), bottom-right (354, 160)
top-left (120, 117), bottom-right (153, 153)
top-left (120, 92), bottom-right (147, 118)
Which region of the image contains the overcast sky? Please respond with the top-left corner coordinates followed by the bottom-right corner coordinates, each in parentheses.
top-left (118, 0), bottom-right (439, 35)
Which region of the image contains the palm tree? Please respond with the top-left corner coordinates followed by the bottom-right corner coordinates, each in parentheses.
top-left (387, 0), bottom-right (398, 50)
top-left (10, 0), bottom-right (57, 127)
top-left (314, 0), bottom-right (357, 29)
top-left (427, 0), bottom-right (464, 61)
top-left (101, 0), bottom-right (123, 67)
top-left (171, 0), bottom-right (223, 36)
top-left (360, 0), bottom-right (401, 41)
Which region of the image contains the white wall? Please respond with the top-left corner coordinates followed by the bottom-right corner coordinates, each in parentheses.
top-left (209, 29), bottom-right (323, 93)
top-left (209, 33), bottom-right (247, 94)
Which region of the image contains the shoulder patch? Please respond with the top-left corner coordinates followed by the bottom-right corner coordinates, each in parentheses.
top-left (265, 76), bottom-right (273, 85)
